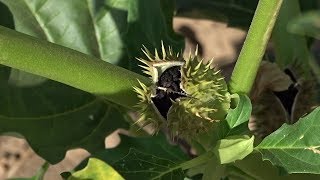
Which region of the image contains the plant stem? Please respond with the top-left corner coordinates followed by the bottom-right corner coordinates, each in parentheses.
top-left (179, 151), bottom-right (215, 170)
top-left (34, 162), bottom-right (50, 180)
top-left (229, 0), bottom-right (283, 94)
top-left (0, 26), bottom-right (151, 109)
top-left (154, 150), bottom-right (216, 179)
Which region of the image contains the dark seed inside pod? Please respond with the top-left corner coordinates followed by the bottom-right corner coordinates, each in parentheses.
top-left (273, 69), bottom-right (299, 117)
top-left (152, 66), bottom-right (186, 119)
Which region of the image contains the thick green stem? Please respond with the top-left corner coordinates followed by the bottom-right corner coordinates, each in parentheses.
top-left (180, 151), bottom-right (215, 170)
top-left (155, 150), bottom-right (215, 178)
top-left (0, 26), bottom-right (151, 109)
top-left (229, 0), bottom-right (283, 94)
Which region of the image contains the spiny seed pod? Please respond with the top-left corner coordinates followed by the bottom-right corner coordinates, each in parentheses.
top-left (249, 62), bottom-right (318, 138)
top-left (134, 43), bottom-right (231, 138)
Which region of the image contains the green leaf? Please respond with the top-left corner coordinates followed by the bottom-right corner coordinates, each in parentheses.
top-left (68, 158), bottom-right (124, 180)
top-left (0, 2), bottom-right (13, 29)
top-left (232, 153), bottom-right (320, 180)
top-left (299, 0), bottom-right (320, 12)
top-left (112, 149), bottom-right (185, 179)
top-left (0, 0), bottom-right (127, 64)
top-left (214, 135), bottom-right (254, 164)
top-left (209, 94), bottom-right (251, 143)
top-left (256, 107), bottom-right (320, 174)
top-left (272, 0), bottom-right (313, 76)
top-left (0, 0), bottom-right (183, 70)
top-left (0, 101), bottom-right (129, 164)
top-left (0, 0), bottom-right (128, 164)
top-left (202, 157), bottom-right (225, 180)
top-left (0, 64), bottom-right (10, 83)
top-left (125, 0), bottom-right (184, 72)
top-left (0, 0), bottom-right (180, 164)
top-left (226, 94), bottom-right (252, 129)
top-left (0, 0), bottom-right (182, 95)
top-left (288, 11), bottom-right (320, 39)
top-left (89, 134), bottom-right (190, 179)
top-left (192, 94), bottom-right (251, 151)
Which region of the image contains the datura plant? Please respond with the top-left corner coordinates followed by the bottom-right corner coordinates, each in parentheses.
top-left (134, 43), bottom-right (231, 138)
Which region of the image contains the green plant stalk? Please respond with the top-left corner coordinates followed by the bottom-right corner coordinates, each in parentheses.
top-left (154, 150), bottom-right (215, 178)
top-left (180, 151), bottom-right (215, 170)
top-left (229, 0), bottom-right (283, 94)
top-left (34, 162), bottom-right (50, 180)
top-left (0, 25), bottom-right (151, 109)
top-left (226, 165), bottom-right (260, 180)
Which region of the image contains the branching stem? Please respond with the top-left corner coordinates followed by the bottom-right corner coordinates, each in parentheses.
top-left (229, 0), bottom-right (283, 94)
top-left (0, 26), bottom-right (151, 109)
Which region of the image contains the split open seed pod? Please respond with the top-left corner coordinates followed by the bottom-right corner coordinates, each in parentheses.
top-left (134, 43), bottom-right (231, 138)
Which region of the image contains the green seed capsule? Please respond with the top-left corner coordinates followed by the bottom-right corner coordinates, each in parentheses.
top-left (134, 43), bottom-right (231, 138)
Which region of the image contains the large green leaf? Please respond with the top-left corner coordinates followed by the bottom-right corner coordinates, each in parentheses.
top-left (1, 0), bottom-right (183, 67)
top-left (0, 0), bottom-right (126, 164)
top-left (0, 65), bottom-right (10, 84)
top-left (288, 11), bottom-right (320, 39)
top-left (68, 158), bottom-right (124, 180)
top-left (0, 1), bottom-right (13, 29)
top-left (0, 0), bottom-right (127, 65)
top-left (214, 135), bottom-right (254, 164)
top-left (89, 134), bottom-right (190, 179)
top-left (211, 94), bottom-right (251, 143)
top-left (226, 94), bottom-right (252, 129)
top-left (0, 0), bottom-right (181, 164)
top-left (256, 107), bottom-right (320, 174)
top-left (124, 0), bottom-right (184, 72)
top-left (231, 153), bottom-right (320, 180)
top-left (112, 149), bottom-right (186, 179)
top-left (272, 0), bottom-right (315, 75)
top-left (0, 101), bottom-right (129, 163)
top-left (299, 0), bottom-right (320, 12)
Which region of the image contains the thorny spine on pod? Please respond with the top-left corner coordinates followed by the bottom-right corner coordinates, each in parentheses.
top-left (134, 42), bottom-right (231, 138)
